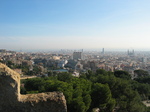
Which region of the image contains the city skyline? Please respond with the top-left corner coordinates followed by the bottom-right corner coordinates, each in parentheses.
top-left (0, 0), bottom-right (150, 51)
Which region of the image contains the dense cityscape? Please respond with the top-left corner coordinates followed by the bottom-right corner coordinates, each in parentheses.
top-left (1, 0), bottom-right (150, 111)
top-left (1, 49), bottom-right (150, 111)
top-left (1, 49), bottom-right (150, 79)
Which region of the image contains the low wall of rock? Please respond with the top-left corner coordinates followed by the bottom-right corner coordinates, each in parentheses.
top-left (0, 63), bottom-right (67, 112)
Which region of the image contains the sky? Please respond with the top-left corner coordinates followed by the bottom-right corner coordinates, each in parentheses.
top-left (0, 0), bottom-right (150, 51)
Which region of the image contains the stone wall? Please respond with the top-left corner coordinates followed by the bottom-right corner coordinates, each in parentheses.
top-left (0, 63), bottom-right (67, 112)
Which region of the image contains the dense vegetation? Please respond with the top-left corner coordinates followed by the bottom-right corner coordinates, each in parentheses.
top-left (21, 69), bottom-right (150, 112)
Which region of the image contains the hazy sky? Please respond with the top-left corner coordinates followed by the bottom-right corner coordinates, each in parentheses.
top-left (0, 0), bottom-right (150, 51)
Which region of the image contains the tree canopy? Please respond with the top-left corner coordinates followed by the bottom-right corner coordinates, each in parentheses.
top-left (21, 69), bottom-right (149, 112)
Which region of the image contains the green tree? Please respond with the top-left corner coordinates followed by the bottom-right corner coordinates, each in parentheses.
top-left (114, 70), bottom-right (131, 80)
top-left (134, 69), bottom-right (149, 78)
top-left (91, 83), bottom-right (115, 112)
top-left (57, 72), bottom-right (73, 82)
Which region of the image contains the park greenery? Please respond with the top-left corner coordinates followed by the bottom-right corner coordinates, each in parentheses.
top-left (21, 69), bottom-right (150, 112)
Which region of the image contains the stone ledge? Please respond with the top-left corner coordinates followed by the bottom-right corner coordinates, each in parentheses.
top-left (0, 63), bottom-right (67, 112)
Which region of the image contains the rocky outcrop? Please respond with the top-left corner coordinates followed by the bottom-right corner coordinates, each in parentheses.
top-left (0, 63), bottom-right (67, 112)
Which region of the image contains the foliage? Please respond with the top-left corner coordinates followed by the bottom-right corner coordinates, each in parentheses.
top-left (57, 72), bottom-right (73, 82)
top-left (91, 83), bottom-right (115, 112)
top-left (134, 69), bottom-right (149, 78)
top-left (135, 76), bottom-right (150, 84)
top-left (114, 70), bottom-right (131, 80)
top-left (21, 69), bottom-right (149, 112)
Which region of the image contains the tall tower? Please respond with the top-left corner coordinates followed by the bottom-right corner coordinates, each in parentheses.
top-left (102, 48), bottom-right (104, 54)
top-left (127, 49), bottom-right (135, 56)
top-left (132, 49), bottom-right (134, 55)
top-left (127, 49), bottom-right (129, 55)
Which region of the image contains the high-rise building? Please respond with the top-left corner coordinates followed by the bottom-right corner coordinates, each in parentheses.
top-left (73, 52), bottom-right (84, 60)
top-left (142, 57), bottom-right (147, 63)
top-left (102, 48), bottom-right (104, 54)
